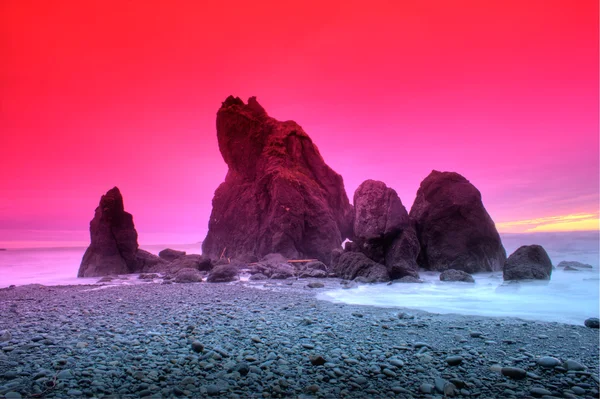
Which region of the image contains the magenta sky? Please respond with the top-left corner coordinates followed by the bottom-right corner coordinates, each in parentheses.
top-left (1, 0), bottom-right (598, 247)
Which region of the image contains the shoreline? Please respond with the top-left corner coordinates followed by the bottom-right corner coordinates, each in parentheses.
top-left (0, 281), bottom-right (598, 398)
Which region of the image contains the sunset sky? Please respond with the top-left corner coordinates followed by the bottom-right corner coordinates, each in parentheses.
top-left (1, 0), bottom-right (598, 247)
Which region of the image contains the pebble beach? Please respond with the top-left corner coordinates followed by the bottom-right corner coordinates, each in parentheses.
top-left (0, 279), bottom-right (598, 399)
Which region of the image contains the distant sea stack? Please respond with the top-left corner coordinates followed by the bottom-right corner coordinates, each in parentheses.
top-left (410, 171), bottom-right (506, 273)
top-left (78, 187), bottom-right (164, 277)
top-left (202, 96), bottom-right (354, 264)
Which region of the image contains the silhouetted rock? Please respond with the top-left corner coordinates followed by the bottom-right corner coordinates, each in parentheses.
top-left (207, 264), bottom-right (240, 283)
top-left (202, 96), bottom-right (354, 264)
top-left (352, 180), bottom-right (420, 279)
top-left (440, 269), bottom-right (475, 283)
top-left (297, 261), bottom-right (328, 278)
top-left (410, 171), bottom-right (506, 273)
top-left (584, 318), bottom-right (599, 328)
top-left (79, 188), bottom-right (148, 277)
top-left (158, 248), bottom-right (186, 261)
top-left (503, 245), bottom-right (553, 281)
top-left (157, 254), bottom-right (213, 274)
top-left (557, 261), bottom-right (593, 269)
top-left (332, 252), bottom-right (390, 283)
top-left (174, 268), bottom-right (203, 283)
top-left (136, 249), bottom-right (168, 271)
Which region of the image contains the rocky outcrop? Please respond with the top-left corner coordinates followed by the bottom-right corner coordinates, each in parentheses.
top-left (331, 251), bottom-right (390, 283)
top-left (410, 171), bottom-right (506, 273)
top-left (153, 254), bottom-right (213, 274)
top-left (440, 269), bottom-right (475, 283)
top-left (352, 180), bottom-right (420, 279)
top-left (78, 187), bottom-right (164, 277)
top-left (173, 268), bottom-right (203, 283)
top-left (503, 245), bottom-right (553, 281)
top-left (202, 96), bottom-right (354, 264)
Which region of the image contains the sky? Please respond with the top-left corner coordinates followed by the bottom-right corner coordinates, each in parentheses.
top-left (1, 0), bottom-right (598, 247)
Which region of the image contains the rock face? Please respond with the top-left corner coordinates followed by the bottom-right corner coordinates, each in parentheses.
top-left (503, 245), bottom-right (553, 281)
top-left (410, 171), bottom-right (506, 273)
top-left (352, 180), bottom-right (420, 279)
top-left (79, 188), bottom-right (145, 277)
top-left (158, 248), bottom-right (186, 261)
top-left (202, 96), bottom-right (354, 264)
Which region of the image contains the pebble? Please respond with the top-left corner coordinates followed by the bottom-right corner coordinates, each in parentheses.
top-left (306, 282), bottom-right (324, 289)
top-left (501, 367), bottom-right (527, 380)
top-left (537, 356), bottom-right (561, 368)
top-left (4, 393), bottom-right (22, 399)
top-left (564, 359), bottom-right (586, 371)
top-left (445, 355), bottom-right (463, 366)
top-left (382, 368), bottom-right (397, 377)
top-left (309, 355), bottom-right (326, 366)
top-left (191, 341), bottom-right (204, 353)
top-left (530, 387), bottom-right (552, 396)
top-left (420, 383), bottom-right (434, 394)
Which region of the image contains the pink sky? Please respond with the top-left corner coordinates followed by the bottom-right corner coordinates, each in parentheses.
top-left (1, 0), bottom-right (598, 247)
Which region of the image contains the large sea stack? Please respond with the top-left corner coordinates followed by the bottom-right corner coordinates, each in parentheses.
top-left (410, 171), bottom-right (506, 273)
top-left (202, 96), bottom-right (354, 263)
top-left (78, 187), bottom-right (164, 277)
top-left (350, 180), bottom-right (420, 279)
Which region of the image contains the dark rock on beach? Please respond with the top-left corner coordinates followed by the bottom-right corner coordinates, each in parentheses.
top-left (332, 251), bottom-right (390, 283)
top-left (156, 254), bottom-right (213, 274)
top-left (202, 96), bottom-right (353, 264)
top-left (78, 187), bottom-right (164, 277)
top-left (173, 268), bottom-right (203, 283)
top-left (440, 269), bottom-right (475, 283)
top-left (352, 180), bottom-right (420, 279)
top-left (207, 263), bottom-right (239, 283)
top-left (158, 248), bottom-right (186, 261)
top-left (585, 317), bottom-right (599, 328)
top-left (410, 171), bottom-right (506, 273)
top-left (557, 260), bottom-right (593, 270)
top-left (503, 245), bottom-right (553, 281)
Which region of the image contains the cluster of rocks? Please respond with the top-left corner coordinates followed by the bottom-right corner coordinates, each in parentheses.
top-left (78, 97), bottom-right (588, 286)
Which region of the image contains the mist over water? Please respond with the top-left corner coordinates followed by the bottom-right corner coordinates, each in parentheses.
top-left (0, 233), bottom-right (598, 325)
top-left (319, 231), bottom-right (600, 325)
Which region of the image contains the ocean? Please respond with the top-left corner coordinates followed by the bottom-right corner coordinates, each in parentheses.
top-left (0, 233), bottom-right (597, 325)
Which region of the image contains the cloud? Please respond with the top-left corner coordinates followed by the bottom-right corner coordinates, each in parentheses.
top-left (496, 213), bottom-right (600, 233)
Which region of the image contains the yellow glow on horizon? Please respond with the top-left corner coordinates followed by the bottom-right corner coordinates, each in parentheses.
top-left (497, 213), bottom-right (600, 233)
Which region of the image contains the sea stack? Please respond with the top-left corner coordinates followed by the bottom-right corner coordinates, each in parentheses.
top-left (350, 180), bottom-right (420, 279)
top-left (78, 187), bottom-right (162, 277)
top-left (202, 96), bottom-right (354, 263)
top-left (410, 171), bottom-right (506, 273)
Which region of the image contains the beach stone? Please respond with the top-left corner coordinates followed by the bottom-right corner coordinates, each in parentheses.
top-left (201, 96), bottom-right (353, 264)
top-left (420, 383), bottom-right (435, 394)
top-left (0, 331), bottom-right (11, 342)
top-left (57, 369), bottom-right (74, 380)
top-left (249, 273), bottom-right (268, 280)
top-left (440, 269), bottom-right (475, 283)
top-left (4, 393), bottom-right (22, 399)
top-left (191, 342), bottom-right (204, 353)
top-left (503, 245), bottom-right (553, 281)
top-left (537, 356), bottom-right (561, 368)
top-left (530, 387), bottom-right (552, 397)
top-left (564, 360), bottom-right (585, 371)
top-left (501, 367), bottom-right (527, 380)
top-left (410, 170), bottom-right (506, 273)
top-left (306, 282), bottom-right (324, 289)
top-left (584, 318), bottom-right (599, 328)
top-left (446, 355), bottom-right (464, 366)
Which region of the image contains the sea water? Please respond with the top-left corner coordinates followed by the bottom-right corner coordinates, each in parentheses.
top-left (319, 231), bottom-right (600, 325)
top-left (0, 233), bottom-right (597, 325)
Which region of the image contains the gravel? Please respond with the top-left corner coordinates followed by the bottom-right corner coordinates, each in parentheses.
top-left (0, 279), bottom-right (598, 398)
